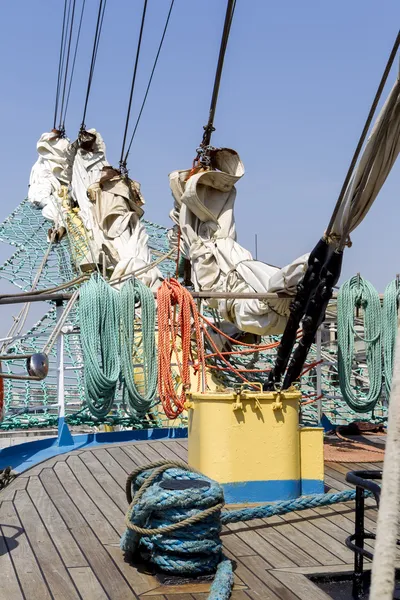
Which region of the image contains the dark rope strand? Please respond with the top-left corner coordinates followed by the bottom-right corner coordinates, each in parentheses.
top-left (124, 0), bottom-right (174, 162)
top-left (62, 0), bottom-right (86, 129)
top-left (202, 0), bottom-right (237, 148)
top-left (59, 0), bottom-right (77, 131)
top-left (81, 0), bottom-right (107, 130)
top-left (119, 0), bottom-right (148, 171)
top-left (54, 0), bottom-right (70, 129)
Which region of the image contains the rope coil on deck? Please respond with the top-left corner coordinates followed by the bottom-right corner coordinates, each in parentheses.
top-left (122, 460), bottom-right (369, 599)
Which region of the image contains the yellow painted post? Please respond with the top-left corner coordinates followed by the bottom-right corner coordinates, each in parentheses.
top-left (187, 386), bottom-right (302, 503)
top-left (299, 426), bottom-right (324, 495)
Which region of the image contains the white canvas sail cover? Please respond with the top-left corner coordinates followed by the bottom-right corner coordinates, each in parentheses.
top-left (329, 76), bottom-right (400, 243)
top-left (169, 148), bottom-right (308, 335)
top-left (28, 131), bottom-right (70, 233)
top-left (70, 130), bottom-right (162, 287)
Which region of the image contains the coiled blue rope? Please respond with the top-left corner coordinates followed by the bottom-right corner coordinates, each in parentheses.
top-left (121, 461), bottom-right (367, 599)
top-left (79, 274), bottom-right (121, 418)
top-left (120, 278), bottom-right (158, 417)
top-left (337, 275), bottom-right (382, 412)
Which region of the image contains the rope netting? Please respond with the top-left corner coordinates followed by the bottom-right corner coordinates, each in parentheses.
top-left (0, 200), bottom-right (388, 430)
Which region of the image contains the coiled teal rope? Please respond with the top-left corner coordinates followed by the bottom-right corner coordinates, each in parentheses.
top-left (383, 279), bottom-right (400, 398)
top-left (79, 275), bottom-right (121, 418)
top-left (337, 275), bottom-right (382, 413)
top-left (121, 461), bottom-right (233, 600)
top-left (120, 278), bottom-right (158, 417)
top-left (121, 461), bottom-right (369, 599)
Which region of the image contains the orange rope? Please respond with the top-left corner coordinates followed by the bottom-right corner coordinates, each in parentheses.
top-left (157, 279), bottom-right (206, 419)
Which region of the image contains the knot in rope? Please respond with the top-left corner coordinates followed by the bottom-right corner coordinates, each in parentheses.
top-left (120, 278), bottom-right (157, 418)
top-left (337, 275), bottom-right (382, 412)
top-left (121, 461), bottom-right (233, 600)
top-left (79, 274), bottom-right (121, 418)
top-left (0, 466), bottom-right (17, 491)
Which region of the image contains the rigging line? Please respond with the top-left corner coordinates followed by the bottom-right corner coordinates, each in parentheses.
top-left (54, 0), bottom-right (69, 129)
top-left (56, 0), bottom-right (73, 128)
top-left (325, 29), bottom-right (400, 238)
top-left (202, 0), bottom-right (237, 147)
top-left (124, 0), bottom-right (174, 162)
top-left (61, 0), bottom-right (86, 129)
top-left (120, 0), bottom-right (148, 170)
top-left (59, 0), bottom-right (77, 131)
top-left (81, 0), bottom-right (107, 130)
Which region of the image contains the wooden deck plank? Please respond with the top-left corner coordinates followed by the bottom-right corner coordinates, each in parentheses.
top-left (53, 461), bottom-right (121, 544)
top-left (14, 489), bottom-right (81, 599)
top-left (0, 500), bottom-right (52, 600)
top-left (0, 520), bottom-right (24, 600)
top-left (89, 448), bottom-right (129, 487)
top-left (66, 455), bottom-right (126, 535)
top-left (221, 531), bottom-right (258, 558)
top-left (272, 570), bottom-right (332, 600)
top-left (106, 544), bottom-right (160, 596)
top-left (136, 441), bottom-right (166, 463)
top-left (79, 450), bottom-right (128, 508)
top-left (149, 441), bottom-right (186, 463)
top-left (0, 475), bottom-right (28, 501)
top-left (255, 525), bottom-right (321, 568)
top-left (68, 566), bottom-right (109, 599)
top-left (163, 441), bottom-right (189, 462)
top-left (27, 475), bottom-right (88, 568)
top-left (235, 530), bottom-right (297, 568)
top-left (227, 552), bottom-right (299, 600)
top-left (39, 467), bottom-right (137, 600)
top-left (106, 446), bottom-right (139, 473)
top-left (123, 442), bottom-right (152, 466)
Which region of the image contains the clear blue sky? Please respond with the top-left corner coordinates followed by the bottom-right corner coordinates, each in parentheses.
top-left (0, 1), bottom-right (399, 334)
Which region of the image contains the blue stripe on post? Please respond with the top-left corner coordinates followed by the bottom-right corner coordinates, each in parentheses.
top-left (222, 479), bottom-right (301, 504)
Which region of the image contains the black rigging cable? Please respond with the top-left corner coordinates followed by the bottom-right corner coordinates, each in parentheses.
top-left (61, 0), bottom-right (86, 131)
top-left (119, 0), bottom-right (148, 172)
top-left (266, 29), bottom-right (400, 392)
top-left (196, 0), bottom-right (237, 165)
top-left (80, 0), bottom-right (107, 132)
top-left (53, 0), bottom-right (70, 130)
top-left (58, 0), bottom-right (77, 131)
top-left (123, 0), bottom-right (175, 164)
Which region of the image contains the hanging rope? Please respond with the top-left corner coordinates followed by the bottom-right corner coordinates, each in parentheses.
top-left (58, 0), bottom-right (77, 131)
top-left (54, 0), bottom-right (69, 129)
top-left (122, 0), bottom-right (175, 164)
top-left (120, 278), bottom-right (158, 418)
top-left (60, 0), bottom-right (86, 131)
top-left (79, 275), bottom-right (120, 418)
top-left (80, 0), bottom-right (107, 131)
top-left (119, 0), bottom-right (148, 172)
top-left (383, 279), bottom-right (400, 397)
top-left (157, 279), bottom-right (206, 419)
top-left (195, 0), bottom-right (237, 166)
top-left (337, 275), bottom-right (382, 413)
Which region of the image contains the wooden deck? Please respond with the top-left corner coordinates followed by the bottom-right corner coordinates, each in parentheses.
top-left (0, 439), bottom-right (383, 599)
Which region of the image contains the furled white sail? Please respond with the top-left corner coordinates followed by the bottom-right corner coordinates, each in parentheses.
top-left (169, 148), bottom-right (307, 335)
top-left (329, 76), bottom-right (400, 244)
top-left (28, 131), bottom-right (70, 235)
top-left (69, 129), bottom-right (162, 287)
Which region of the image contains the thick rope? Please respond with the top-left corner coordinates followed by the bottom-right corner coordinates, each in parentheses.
top-left (337, 275), bottom-right (382, 412)
top-left (122, 461), bottom-right (368, 600)
top-left (383, 279), bottom-right (400, 398)
top-left (120, 278), bottom-right (157, 417)
top-left (157, 279), bottom-right (206, 419)
top-left (121, 461), bottom-right (232, 600)
top-left (79, 275), bottom-right (120, 418)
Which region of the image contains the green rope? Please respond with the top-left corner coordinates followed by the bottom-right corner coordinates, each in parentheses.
top-left (383, 279), bottom-right (400, 398)
top-left (120, 278), bottom-right (158, 418)
top-left (337, 275), bottom-right (382, 413)
top-left (79, 274), bottom-right (121, 418)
